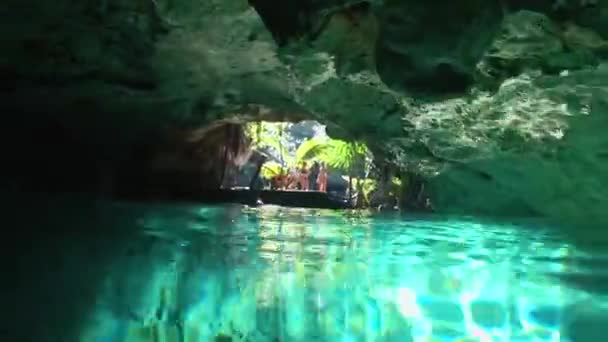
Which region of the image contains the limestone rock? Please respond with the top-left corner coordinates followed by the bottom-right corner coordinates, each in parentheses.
top-left (2, 0), bottom-right (608, 227)
top-left (376, 0), bottom-right (503, 94)
top-left (426, 68), bottom-right (608, 228)
top-left (477, 11), bottom-right (565, 84)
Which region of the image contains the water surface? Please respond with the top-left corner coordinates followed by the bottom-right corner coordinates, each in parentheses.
top-left (9, 199), bottom-right (608, 342)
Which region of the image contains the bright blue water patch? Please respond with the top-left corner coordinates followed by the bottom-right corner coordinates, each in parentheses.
top-left (470, 300), bottom-right (507, 328)
top-left (43, 203), bottom-right (608, 342)
top-left (528, 305), bottom-right (562, 328)
top-left (418, 296), bottom-right (465, 323)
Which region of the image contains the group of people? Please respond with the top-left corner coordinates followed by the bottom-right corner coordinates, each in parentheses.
top-left (270, 161), bottom-right (328, 192)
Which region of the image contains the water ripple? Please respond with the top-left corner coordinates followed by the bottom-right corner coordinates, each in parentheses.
top-left (80, 204), bottom-right (608, 341)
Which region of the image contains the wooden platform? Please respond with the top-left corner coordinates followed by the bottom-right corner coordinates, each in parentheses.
top-left (205, 189), bottom-right (351, 209)
top-left (119, 188), bottom-right (351, 209)
top-left (259, 189), bottom-right (350, 209)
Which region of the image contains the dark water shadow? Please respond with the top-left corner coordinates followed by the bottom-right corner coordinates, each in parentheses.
top-left (1, 191), bottom-right (149, 342)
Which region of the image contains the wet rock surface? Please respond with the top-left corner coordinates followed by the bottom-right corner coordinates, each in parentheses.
top-left (2, 0), bottom-right (608, 226)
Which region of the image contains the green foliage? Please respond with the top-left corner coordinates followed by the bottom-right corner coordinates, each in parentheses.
top-left (389, 176), bottom-right (404, 195)
top-left (295, 137), bottom-right (371, 173)
top-left (246, 121), bottom-right (373, 183)
top-left (260, 161), bottom-right (285, 179)
top-left (246, 121), bottom-right (293, 170)
top-left (341, 176), bottom-right (378, 205)
top-left (295, 136), bottom-right (333, 162)
top-left (363, 178), bottom-right (379, 202)
top-left (246, 122), bottom-right (289, 159)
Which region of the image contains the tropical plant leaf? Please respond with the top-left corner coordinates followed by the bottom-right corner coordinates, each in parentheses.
top-left (295, 137), bottom-right (332, 162)
top-left (341, 176), bottom-right (378, 205)
top-left (260, 161), bottom-right (285, 179)
top-left (247, 122), bottom-right (373, 187)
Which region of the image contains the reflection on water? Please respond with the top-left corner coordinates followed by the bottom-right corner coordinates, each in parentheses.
top-left (25, 202), bottom-right (608, 342)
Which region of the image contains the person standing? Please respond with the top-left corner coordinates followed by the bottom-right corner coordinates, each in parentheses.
top-left (317, 162), bottom-right (328, 192)
top-left (309, 161), bottom-right (320, 191)
top-left (298, 161), bottom-right (310, 190)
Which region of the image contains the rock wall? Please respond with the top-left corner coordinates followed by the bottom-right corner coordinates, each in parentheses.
top-left (2, 0), bottom-right (608, 226)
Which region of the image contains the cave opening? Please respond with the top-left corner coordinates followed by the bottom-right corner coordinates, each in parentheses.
top-left (108, 115), bottom-right (383, 209)
top-left (215, 118), bottom-right (380, 209)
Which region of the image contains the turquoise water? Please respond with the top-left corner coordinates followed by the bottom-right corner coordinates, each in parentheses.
top-left (11, 200), bottom-right (608, 341)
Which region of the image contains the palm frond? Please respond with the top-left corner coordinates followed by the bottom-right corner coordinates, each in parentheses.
top-left (260, 161), bottom-right (285, 179)
top-left (295, 137), bottom-right (332, 162)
